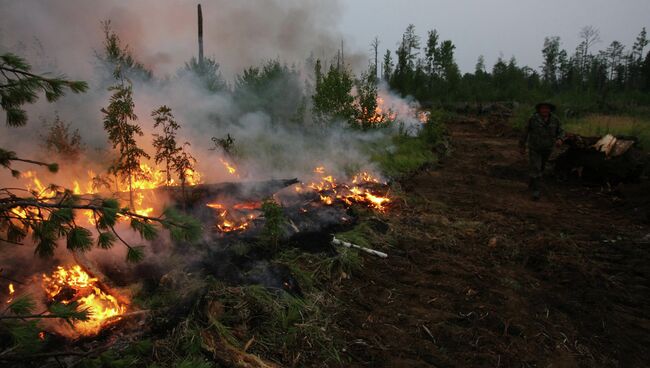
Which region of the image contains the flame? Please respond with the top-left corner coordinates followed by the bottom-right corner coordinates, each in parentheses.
top-left (219, 158), bottom-right (239, 177)
top-left (6, 283), bottom-right (15, 304)
top-left (19, 164), bottom-right (203, 225)
top-left (38, 331), bottom-right (46, 341)
top-left (299, 167), bottom-right (391, 212)
top-left (42, 265), bottom-right (126, 336)
top-left (206, 202), bottom-right (261, 233)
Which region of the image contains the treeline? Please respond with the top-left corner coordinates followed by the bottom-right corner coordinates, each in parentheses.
top-left (381, 24), bottom-right (650, 111)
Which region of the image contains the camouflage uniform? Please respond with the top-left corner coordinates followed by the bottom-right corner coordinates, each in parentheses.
top-left (519, 113), bottom-right (564, 179)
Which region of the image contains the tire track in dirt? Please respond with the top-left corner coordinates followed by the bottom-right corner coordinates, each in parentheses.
top-left (334, 120), bottom-right (649, 368)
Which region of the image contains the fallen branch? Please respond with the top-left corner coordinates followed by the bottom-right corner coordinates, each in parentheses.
top-left (331, 236), bottom-right (388, 258)
top-left (201, 329), bottom-right (279, 368)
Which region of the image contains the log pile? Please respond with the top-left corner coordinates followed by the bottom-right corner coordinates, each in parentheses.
top-left (553, 134), bottom-right (648, 184)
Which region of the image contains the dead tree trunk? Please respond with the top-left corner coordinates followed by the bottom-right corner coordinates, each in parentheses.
top-left (198, 3), bottom-right (204, 66)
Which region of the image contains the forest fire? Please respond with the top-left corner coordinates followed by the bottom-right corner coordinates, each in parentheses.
top-left (367, 96), bottom-right (398, 124)
top-left (18, 163), bottom-right (203, 220)
top-left (42, 265), bottom-right (126, 336)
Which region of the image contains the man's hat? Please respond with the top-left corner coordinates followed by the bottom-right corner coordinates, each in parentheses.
top-left (535, 102), bottom-right (557, 112)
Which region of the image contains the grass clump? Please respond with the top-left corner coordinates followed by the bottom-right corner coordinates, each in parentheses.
top-left (369, 109), bottom-right (447, 178)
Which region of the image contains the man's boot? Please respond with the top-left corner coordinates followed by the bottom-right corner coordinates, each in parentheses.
top-left (530, 177), bottom-right (541, 201)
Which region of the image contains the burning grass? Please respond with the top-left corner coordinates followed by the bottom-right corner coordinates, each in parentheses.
top-left (42, 265), bottom-right (127, 336)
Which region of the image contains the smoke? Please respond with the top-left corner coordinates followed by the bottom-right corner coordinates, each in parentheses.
top-left (0, 0), bottom-right (425, 290)
top-left (0, 0), bottom-right (347, 78)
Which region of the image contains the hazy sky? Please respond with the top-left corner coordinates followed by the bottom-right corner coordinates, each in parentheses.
top-left (339, 0), bottom-right (650, 73)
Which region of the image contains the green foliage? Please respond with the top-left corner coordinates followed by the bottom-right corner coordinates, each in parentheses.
top-left (152, 105), bottom-right (182, 185)
top-left (260, 198), bottom-right (286, 249)
top-left (48, 302), bottom-right (91, 322)
top-left (210, 283), bottom-right (343, 365)
top-left (0, 52), bottom-right (88, 127)
top-left (355, 67), bottom-right (388, 128)
top-left (97, 20), bottom-right (152, 81)
top-left (312, 61), bottom-right (356, 124)
top-left (130, 219), bottom-right (158, 241)
top-left (369, 110), bottom-right (446, 178)
top-left (8, 296), bottom-right (36, 315)
top-left (383, 25), bottom-right (650, 108)
top-left (101, 78), bottom-right (150, 208)
top-left (66, 226), bottom-right (93, 252)
top-left (161, 207), bottom-right (202, 243)
top-left (234, 60), bottom-right (304, 124)
top-left (184, 56), bottom-right (228, 93)
top-left (97, 231), bottom-right (116, 249)
top-left (126, 245), bottom-right (146, 263)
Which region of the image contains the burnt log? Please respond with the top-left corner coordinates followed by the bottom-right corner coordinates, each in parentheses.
top-left (160, 179), bottom-right (299, 207)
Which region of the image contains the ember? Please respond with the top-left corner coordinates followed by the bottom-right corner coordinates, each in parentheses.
top-left (207, 201), bottom-right (261, 233)
top-left (42, 265), bottom-right (126, 336)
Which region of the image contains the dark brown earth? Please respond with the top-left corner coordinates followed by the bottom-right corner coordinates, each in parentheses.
top-left (333, 120), bottom-right (649, 367)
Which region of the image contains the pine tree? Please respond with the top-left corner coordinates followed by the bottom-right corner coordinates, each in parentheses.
top-left (542, 36), bottom-right (561, 87)
top-left (152, 105), bottom-right (181, 185)
top-left (101, 78), bottom-right (150, 209)
top-left (312, 61), bottom-right (355, 124)
top-left (382, 50), bottom-right (393, 82)
top-left (172, 143), bottom-right (197, 207)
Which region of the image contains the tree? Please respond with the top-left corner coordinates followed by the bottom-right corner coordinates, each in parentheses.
top-left (312, 61), bottom-right (355, 124)
top-left (96, 20), bottom-right (152, 81)
top-left (603, 41), bottom-right (626, 82)
top-left (172, 143), bottom-right (197, 207)
top-left (234, 60), bottom-right (304, 125)
top-left (475, 55), bottom-right (486, 75)
top-left (371, 36), bottom-right (380, 80)
top-left (392, 24), bottom-right (421, 95)
top-left (542, 36), bottom-right (561, 87)
top-left (101, 79), bottom-right (150, 209)
top-left (578, 25), bottom-right (601, 76)
top-left (382, 49), bottom-right (393, 82)
top-left (355, 67), bottom-right (382, 128)
top-left (424, 30), bottom-right (439, 77)
top-left (437, 40), bottom-right (460, 82)
top-left (632, 27), bottom-right (648, 62)
top-left (41, 114), bottom-right (84, 162)
top-left (183, 56), bottom-right (228, 93)
top-left (152, 105), bottom-right (182, 185)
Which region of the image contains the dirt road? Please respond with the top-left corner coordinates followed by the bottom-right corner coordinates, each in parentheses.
top-left (334, 120), bottom-right (649, 367)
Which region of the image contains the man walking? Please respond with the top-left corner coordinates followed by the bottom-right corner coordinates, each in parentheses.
top-left (519, 102), bottom-right (565, 200)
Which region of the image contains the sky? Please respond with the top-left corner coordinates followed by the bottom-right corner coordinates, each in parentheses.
top-left (339, 0), bottom-right (650, 73)
top-left (1, 0), bottom-right (649, 77)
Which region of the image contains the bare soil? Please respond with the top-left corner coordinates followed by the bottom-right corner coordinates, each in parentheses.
top-left (332, 120), bottom-right (649, 367)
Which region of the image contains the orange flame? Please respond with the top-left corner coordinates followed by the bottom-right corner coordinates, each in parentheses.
top-left (42, 265), bottom-right (126, 336)
top-left (300, 167), bottom-right (391, 211)
top-left (206, 202), bottom-right (261, 233)
top-left (219, 158), bottom-right (239, 177)
top-left (6, 283), bottom-right (15, 304)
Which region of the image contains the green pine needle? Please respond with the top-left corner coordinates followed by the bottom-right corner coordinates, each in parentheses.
top-left (97, 232), bottom-right (116, 249)
top-left (66, 227), bottom-right (93, 252)
top-left (126, 246), bottom-right (145, 263)
top-left (9, 295), bottom-right (36, 315)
